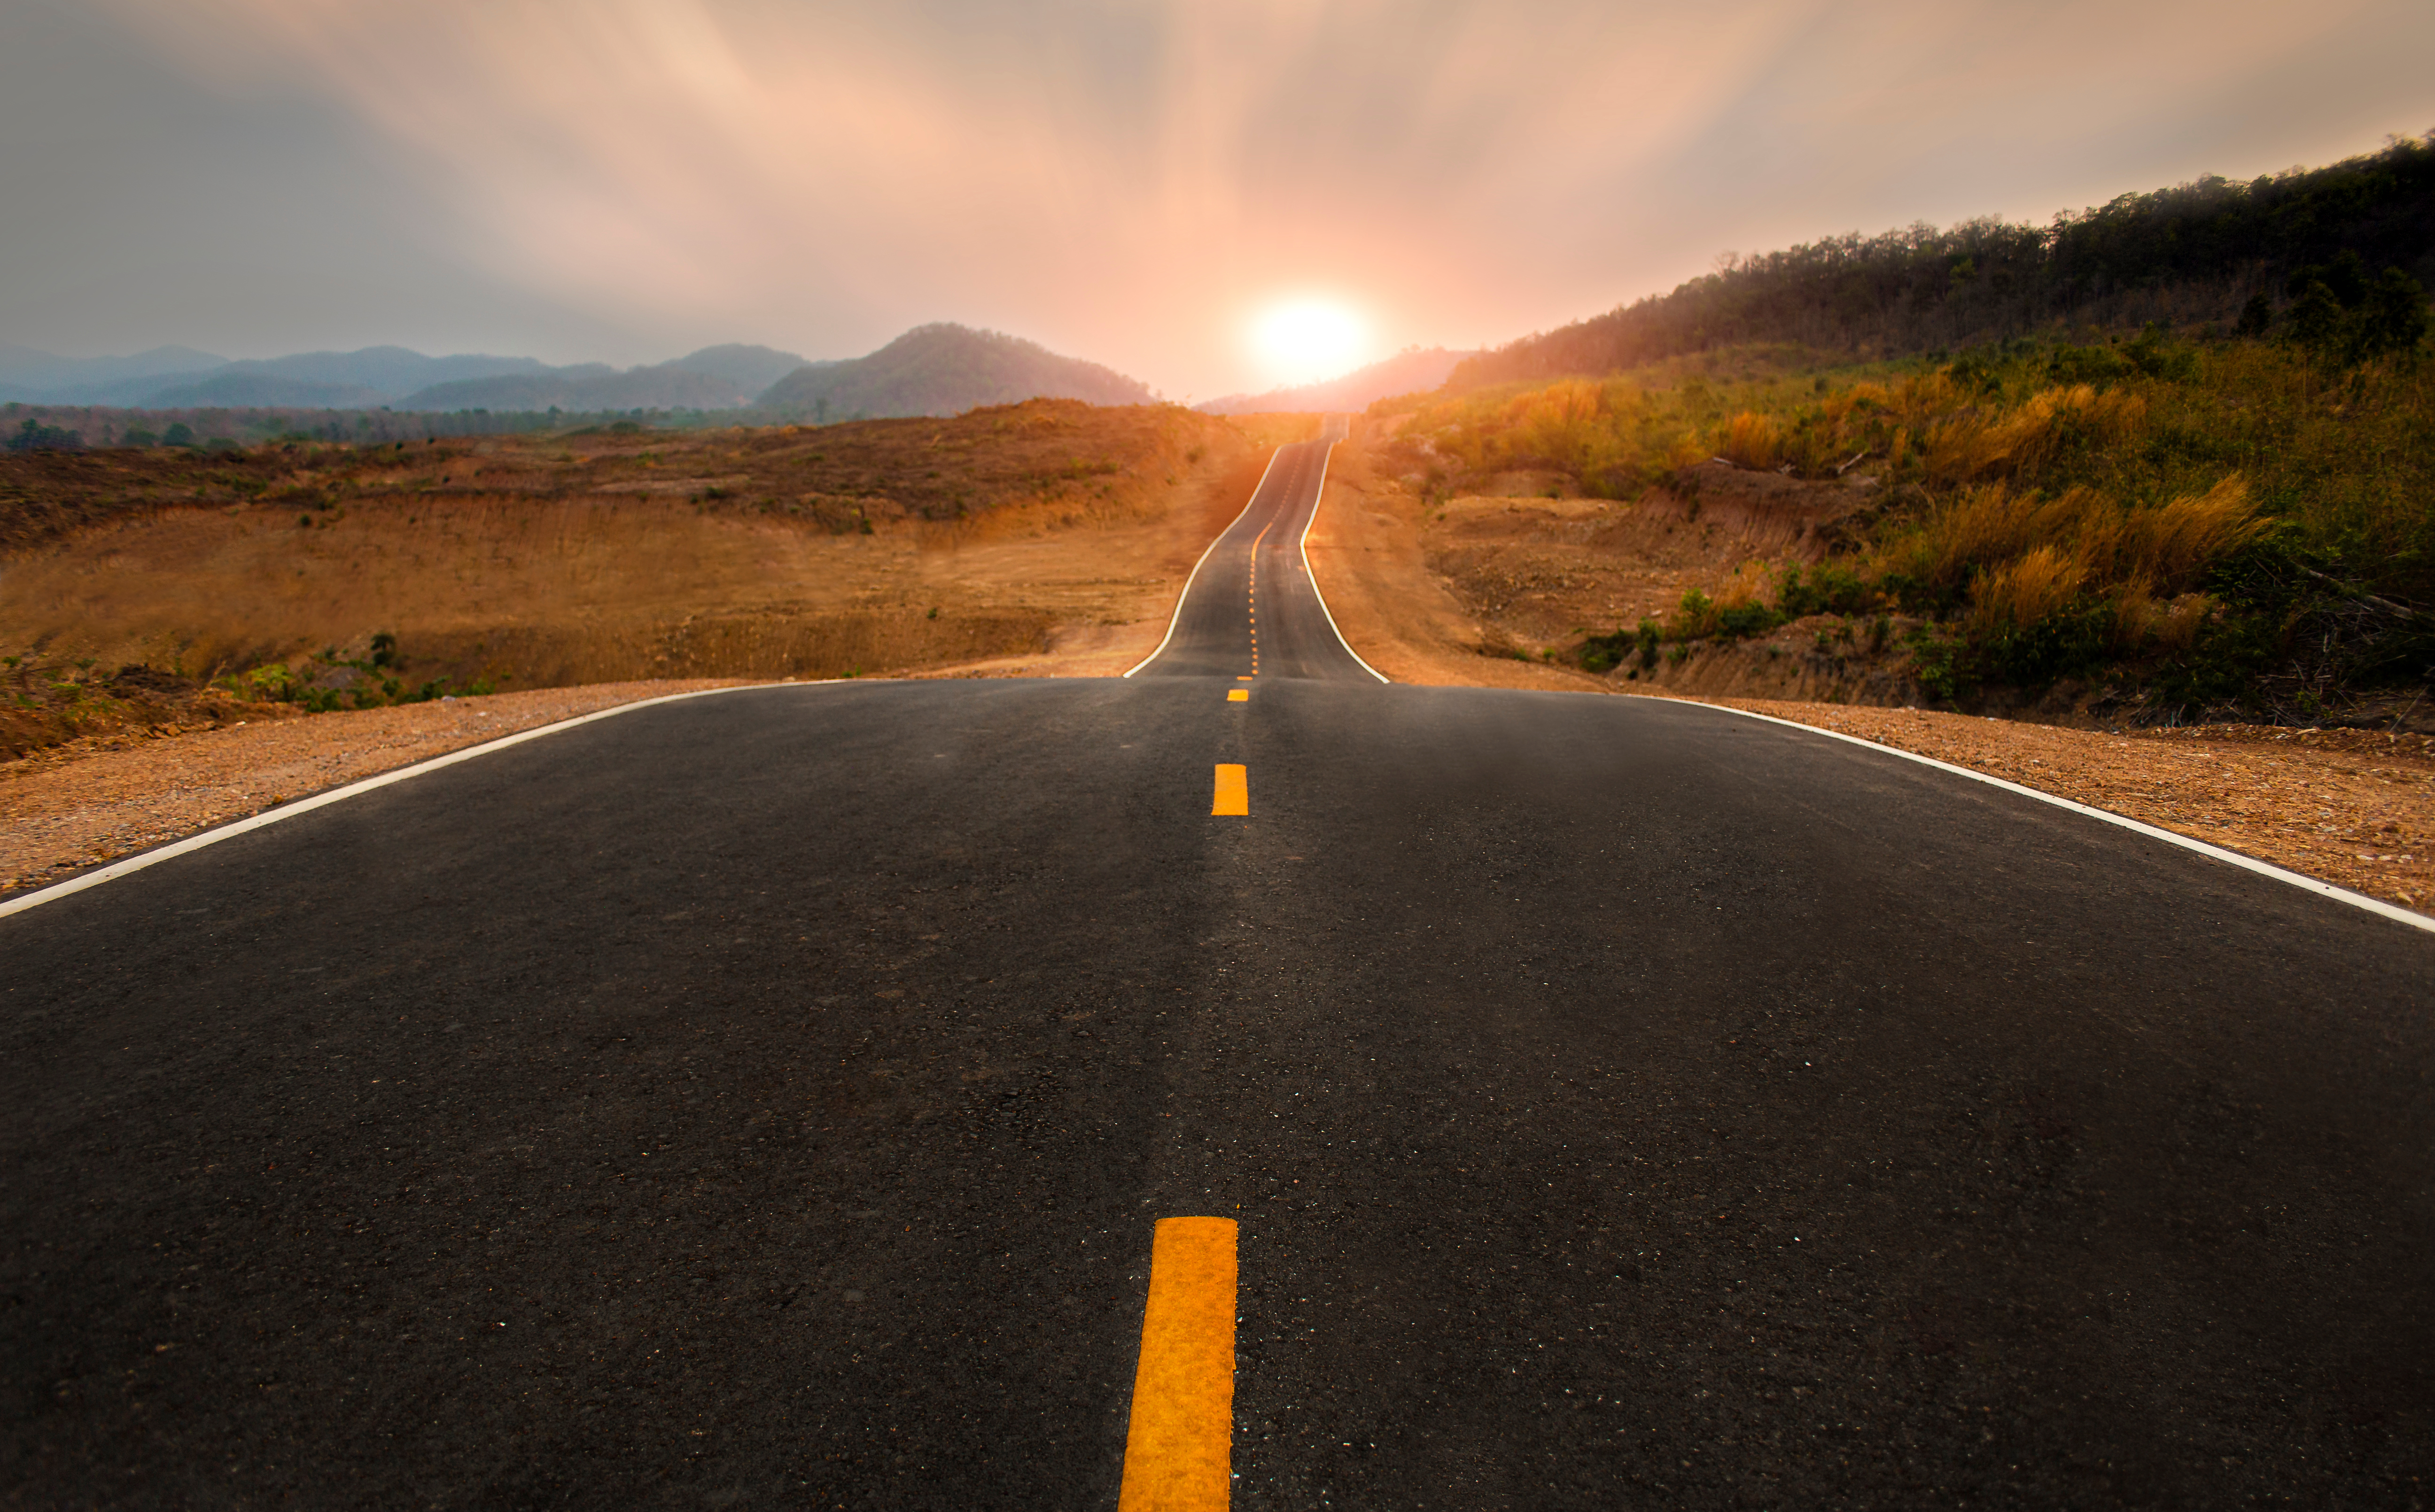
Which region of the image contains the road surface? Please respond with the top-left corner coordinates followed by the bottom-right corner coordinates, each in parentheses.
top-left (5, 433), bottom-right (2430, 1507)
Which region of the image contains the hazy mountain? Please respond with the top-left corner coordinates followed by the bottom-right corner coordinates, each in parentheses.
top-left (145, 372), bottom-right (392, 408)
top-left (209, 347), bottom-right (550, 397)
top-left (1196, 347), bottom-right (1475, 415)
top-left (757, 324), bottom-right (1152, 419)
top-left (0, 336), bottom-right (1006, 415)
top-left (0, 344), bottom-right (227, 403)
top-left (401, 361), bottom-right (750, 412)
top-left (669, 343), bottom-right (820, 393)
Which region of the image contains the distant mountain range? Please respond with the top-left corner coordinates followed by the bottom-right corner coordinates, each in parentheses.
top-left (757, 325), bottom-right (1153, 419)
top-left (0, 327), bottom-right (1155, 419)
top-left (0, 341), bottom-right (830, 411)
top-left (1196, 347), bottom-right (1475, 416)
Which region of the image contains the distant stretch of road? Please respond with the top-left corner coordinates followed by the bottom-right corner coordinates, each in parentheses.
top-left (5, 429), bottom-right (2429, 1508)
top-left (1127, 419), bottom-right (1381, 685)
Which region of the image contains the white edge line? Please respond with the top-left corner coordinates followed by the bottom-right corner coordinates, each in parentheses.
top-left (0, 682), bottom-right (814, 922)
top-left (1654, 695), bottom-right (2435, 936)
top-left (1121, 443), bottom-right (1286, 678)
top-left (1296, 423), bottom-right (1391, 684)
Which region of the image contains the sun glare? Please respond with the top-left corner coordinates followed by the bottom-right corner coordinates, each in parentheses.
top-left (1249, 299), bottom-right (1369, 388)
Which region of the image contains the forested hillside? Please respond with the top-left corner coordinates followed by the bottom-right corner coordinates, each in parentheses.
top-left (1456, 133), bottom-right (2435, 389)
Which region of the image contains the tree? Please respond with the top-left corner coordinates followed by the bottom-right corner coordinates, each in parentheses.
top-left (2350, 267), bottom-right (2429, 364)
top-left (7, 418), bottom-right (83, 451)
top-left (2284, 279), bottom-right (2348, 356)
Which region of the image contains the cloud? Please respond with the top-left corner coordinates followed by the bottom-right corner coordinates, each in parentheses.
top-left (38, 0), bottom-right (2435, 392)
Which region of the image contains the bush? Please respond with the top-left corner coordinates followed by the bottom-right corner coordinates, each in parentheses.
top-left (1776, 563), bottom-right (1874, 617)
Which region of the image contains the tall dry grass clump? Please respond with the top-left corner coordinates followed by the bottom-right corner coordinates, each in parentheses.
top-left (1895, 475), bottom-right (2262, 644)
top-left (1713, 411), bottom-right (1786, 469)
top-left (2118, 476), bottom-right (2262, 590)
top-left (1922, 384), bottom-right (2147, 484)
top-left (1967, 545), bottom-right (2086, 634)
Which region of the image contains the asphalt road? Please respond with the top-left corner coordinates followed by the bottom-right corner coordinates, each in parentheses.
top-left (6, 436), bottom-right (2432, 1508)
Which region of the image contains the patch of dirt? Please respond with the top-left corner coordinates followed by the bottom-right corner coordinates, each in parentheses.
top-left (1298, 440), bottom-right (1606, 691)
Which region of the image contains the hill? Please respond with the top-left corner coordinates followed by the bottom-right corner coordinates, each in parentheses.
top-left (401, 362), bottom-right (753, 412)
top-left (669, 343), bottom-right (827, 393)
top-left (144, 372), bottom-right (395, 409)
top-left (211, 347), bottom-right (549, 397)
top-left (1453, 132), bottom-right (2435, 390)
top-left (1198, 347), bottom-right (1474, 415)
top-left (757, 324), bottom-right (1152, 419)
top-left (0, 344), bottom-right (226, 404)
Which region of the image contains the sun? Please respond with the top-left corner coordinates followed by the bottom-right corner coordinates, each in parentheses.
top-left (1248, 299), bottom-right (1369, 388)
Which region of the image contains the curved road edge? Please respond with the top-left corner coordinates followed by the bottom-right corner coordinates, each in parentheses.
top-left (1120, 445), bottom-right (1285, 679)
top-left (1295, 435), bottom-right (1390, 685)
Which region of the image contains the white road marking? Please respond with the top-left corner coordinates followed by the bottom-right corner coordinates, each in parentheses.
top-left (1670, 698), bottom-right (2435, 936)
top-left (1296, 434), bottom-right (1391, 685)
top-left (1122, 446), bottom-right (1285, 679)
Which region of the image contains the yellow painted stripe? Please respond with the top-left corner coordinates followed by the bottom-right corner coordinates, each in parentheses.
top-left (1226, 689), bottom-right (1248, 703)
top-left (1211, 765), bottom-right (1247, 816)
top-left (1118, 1217), bottom-right (1238, 1512)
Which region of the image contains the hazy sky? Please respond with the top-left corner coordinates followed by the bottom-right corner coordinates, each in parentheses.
top-left (4, 0), bottom-right (2431, 397)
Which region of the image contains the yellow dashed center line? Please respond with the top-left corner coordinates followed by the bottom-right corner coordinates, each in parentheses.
top-left (1227, 689), bottom-right (1248, 703)
top-left (1246, 519), bottom-right (1271, 676)
top-left (1118, 1217), bottom-right (1238, 1512)
top-left (1211, 764), bottom-right (1248, 815)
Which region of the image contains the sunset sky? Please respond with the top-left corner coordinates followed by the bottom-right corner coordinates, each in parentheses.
top-left (4, 0), bottom-right (2431, 399)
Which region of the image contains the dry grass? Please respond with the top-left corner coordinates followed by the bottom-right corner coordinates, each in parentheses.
top-left (1385, 337), bottom-right (2435, 725)
top-left (0, 402), bottom-right (1276, 748)
top-left (1883, 475), bottom-right (2265, 639)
